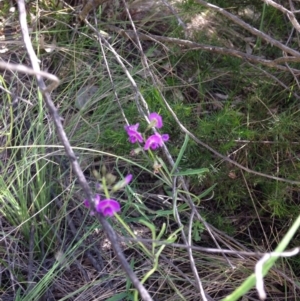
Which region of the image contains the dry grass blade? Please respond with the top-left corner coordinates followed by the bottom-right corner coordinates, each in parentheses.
top-left (14, 0), bottom-right (153, 300)
top-left (1, 0), bottom-right (299, 300)
top-left (104, 24), bottom-right (300, 73)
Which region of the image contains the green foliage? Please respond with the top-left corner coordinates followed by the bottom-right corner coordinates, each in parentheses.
top-left (0, 113), bottom-right (55, 249)
top-left (192, 220), bottom-right (205, 242)
top-left (2, 0), bottom-right (300, 300)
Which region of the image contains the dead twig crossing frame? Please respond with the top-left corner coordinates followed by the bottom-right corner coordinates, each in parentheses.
top-left (12, 0), bottom-right (154, 300)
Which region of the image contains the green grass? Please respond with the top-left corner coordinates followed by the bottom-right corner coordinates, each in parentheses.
top-left (1, 0), bottom-right (300, 300)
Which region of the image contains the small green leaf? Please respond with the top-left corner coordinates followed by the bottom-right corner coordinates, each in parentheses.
top-left (106, 292), bottom-right (129, 301)
top-left (173, 168), bottom-right (209, 176)
top-left (198, 184), bottom-right (217, 199)
top-left (157, 223), bottom-right (166, 240)
top-left (171, 134), bottom-right (189, 174)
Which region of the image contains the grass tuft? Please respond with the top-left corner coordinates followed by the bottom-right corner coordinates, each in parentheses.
top-left (1, 0), bottom-right (300, 300)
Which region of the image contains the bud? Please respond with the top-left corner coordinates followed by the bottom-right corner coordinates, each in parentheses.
top-left (95, 182), bottom-right (102, 191)
top-left (153, 161), bottom-right (162, 173)
top-left (106, 173), bottom-right (117, 185)
top-left (92, 169), bottom-right (101, 180)
top-left (112, 174), bottom-right (133, 192)
top-left (130, 147), bottom-right (143, 156)
top-left (101, 165), bottom-right (107, 176)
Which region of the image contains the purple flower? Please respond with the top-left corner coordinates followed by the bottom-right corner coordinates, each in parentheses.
top-left (124, 123), bottom-right (143, 143)
top-left (149, 112), bottom-right (163, 129)
top-left (124, 174), bottom-right (133, 185)
top-left (84, 195), bottom-right (120, 217)
top-left (144, 133), bottom-right (169, 150)
top-left (96, 199), bottom-right (120, 216)
top-left (124, 123), bottom-right (139, 132)
top-left (112, 174), bottom-right (133, 192)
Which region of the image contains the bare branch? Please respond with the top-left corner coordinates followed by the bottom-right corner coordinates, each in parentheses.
top-left (97, 24), bottom-right (300, 184)
top-left (263, 0), bottom-right (300, 32)
top-left (79, 0), bottom-right (109, 20)
top-left (105, 24), bottom-right (300, 73)
top-left (160, 0), bottom-right (187, 34)
top-left (15, 1), bottom-right (153, 300)
top-left (0, 61), bottom-right (60, 91)
top-left (195, 0), bottom-right (300, 57)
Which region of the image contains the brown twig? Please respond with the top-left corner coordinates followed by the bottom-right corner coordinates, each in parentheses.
top-left (104, 24), bottom-right (300, 73)
top-left (78, 0), bottom-right (109, 21)
top-left (248, 62), bottom-right (300, 100)
top-left (263, 0), bottom-right (300, 32)
top-left (91, 9), bottom-right (130, 127)
top-left (164, 97), bottom-right (300, 185)
top-left (121, 4), bottom-right (228, 300)
top-left (0, 61), bottom-right (60, 91)
top-left (195, 0), bottom-right (300, 57)
top-left (16, 1), bottom-right (153, 300)
top-left (108, 22), bottom-right (300, 182)
top-left (160, 0), bottom-right (187, 33)
top-left (107, 18), bottom-right (299, 184)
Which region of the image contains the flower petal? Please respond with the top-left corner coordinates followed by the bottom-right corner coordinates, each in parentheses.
top-left (95, 194), bottom-right (101, 203)
top-left (127, 129), bottom-right (143, 144)
top-left (144, 133), bottom-right (167, 150)
top-left (125, 123), bottom-right (140, 132)
top-left (124, 174), bottom-right (133, 185)
top-left (161, 134), bottom-right (169, 142)
top-left (96, 199), bottom-right (120, 217)
top-left (144, 134), bottom-right (159, 150)
top-left (149, 113), bottom-right (163, 128)
top-left (84, 194), bottom-right (101, 209)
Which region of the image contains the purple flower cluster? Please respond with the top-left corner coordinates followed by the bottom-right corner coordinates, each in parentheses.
top-left (124, 112), bottom-right (169, 150)
top-left (84, 174), bottom-right (132, 217)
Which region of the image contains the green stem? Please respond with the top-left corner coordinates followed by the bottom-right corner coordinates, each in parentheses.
top-left (102, 176), bottom-right (110, 199)
top-left (222, 214), bottom-right (300, 301)
top-left (0, 76), bottom-right (13, 147)
top-left (114, 213), bottom-right (152, 257)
